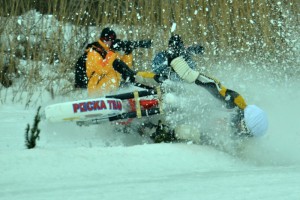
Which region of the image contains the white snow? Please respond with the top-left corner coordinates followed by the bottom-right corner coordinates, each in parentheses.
top-left (1, 72), bottom-right (300, 199)
top-left (171, 23), bottom-right (177, 33)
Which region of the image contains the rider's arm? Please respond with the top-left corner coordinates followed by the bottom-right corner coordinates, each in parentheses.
top-left (186, 44), bottom-right (204, 55)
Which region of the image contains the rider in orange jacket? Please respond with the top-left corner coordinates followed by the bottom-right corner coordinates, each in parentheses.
top-left (86, 27), bottom-right (133, 96)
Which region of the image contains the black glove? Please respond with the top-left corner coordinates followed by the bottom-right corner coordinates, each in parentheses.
top-left (154, 74), bottom-right (168, 84)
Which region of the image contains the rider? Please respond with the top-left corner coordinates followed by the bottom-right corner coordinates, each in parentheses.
top-left (170, 55), bottom-right (269, 139)
top-left (158, 34), bottom-right (268, 139)
top-left (83, 27), bottom-right (133, 96)
top-left (112, 34), bottom-right (268, 142)
top-left (152, 34), bottom-right (204, 81)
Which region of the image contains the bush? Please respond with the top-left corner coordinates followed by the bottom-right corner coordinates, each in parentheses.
top-left (25, 106), bottom-right (41, 149)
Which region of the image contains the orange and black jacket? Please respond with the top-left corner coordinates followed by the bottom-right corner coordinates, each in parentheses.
top-left (84, 40), bottom-right (133, 96)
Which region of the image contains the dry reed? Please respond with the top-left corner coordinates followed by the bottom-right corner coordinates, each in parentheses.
top-left (0, 0), bottom-right (299, 103)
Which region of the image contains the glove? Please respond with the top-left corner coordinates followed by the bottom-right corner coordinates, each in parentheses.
top-left (135, 72), bottom-right (162, 87)
top-left (170, 56), bottom-right (199, 83)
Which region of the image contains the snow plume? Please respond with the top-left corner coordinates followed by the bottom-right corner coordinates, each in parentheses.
top-left (161, 80), bottom-right (241, 154)
top-left (160, 62), bottom-right (300, 166)
top-left (238, 72), bottom-right (300, 166)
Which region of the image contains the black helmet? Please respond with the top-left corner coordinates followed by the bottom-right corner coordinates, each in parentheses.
top-left (167, 34), bottom-right (184, 58)
top-left (168, 34), bottom-right (184, 49)
top-left (100, 27), bottom-right (117, 42)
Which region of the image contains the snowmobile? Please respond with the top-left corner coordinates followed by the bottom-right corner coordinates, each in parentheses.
top-left (44, 87), bottom-right (164, 127)
top-left (44, 86), bottom-right (177, 142)
top-left (43, 84), bottom-right (261, 147)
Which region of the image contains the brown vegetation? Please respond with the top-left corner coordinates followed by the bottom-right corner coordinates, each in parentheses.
top-left (2, 1), bottom-right (298, 52)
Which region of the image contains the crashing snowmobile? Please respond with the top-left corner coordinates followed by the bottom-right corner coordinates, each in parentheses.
top-left (43, 81), bottom-right (267, 148)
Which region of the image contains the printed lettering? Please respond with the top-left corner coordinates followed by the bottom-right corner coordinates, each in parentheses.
top-left (79, 102), bottom-right (86, 112)
top-left (94, 101), bottom-right (100, 110)
top-left (72, 99), bottom-right (121, 113)
top-left (100, 100), bottom-right (107, 110)
top-left (107, 100), bottom-right (113, 109)
top-left (107, 100), bottom-right (122, 111)
top-left (116, 101), bottom-right (122, 110)
top-left (87, 101), bottom-right (93, 111)
top-left (73, 103), bottom-right (80, 113)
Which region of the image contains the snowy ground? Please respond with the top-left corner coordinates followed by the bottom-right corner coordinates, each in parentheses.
top-left (1, 69), bottom-right (300, 200)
